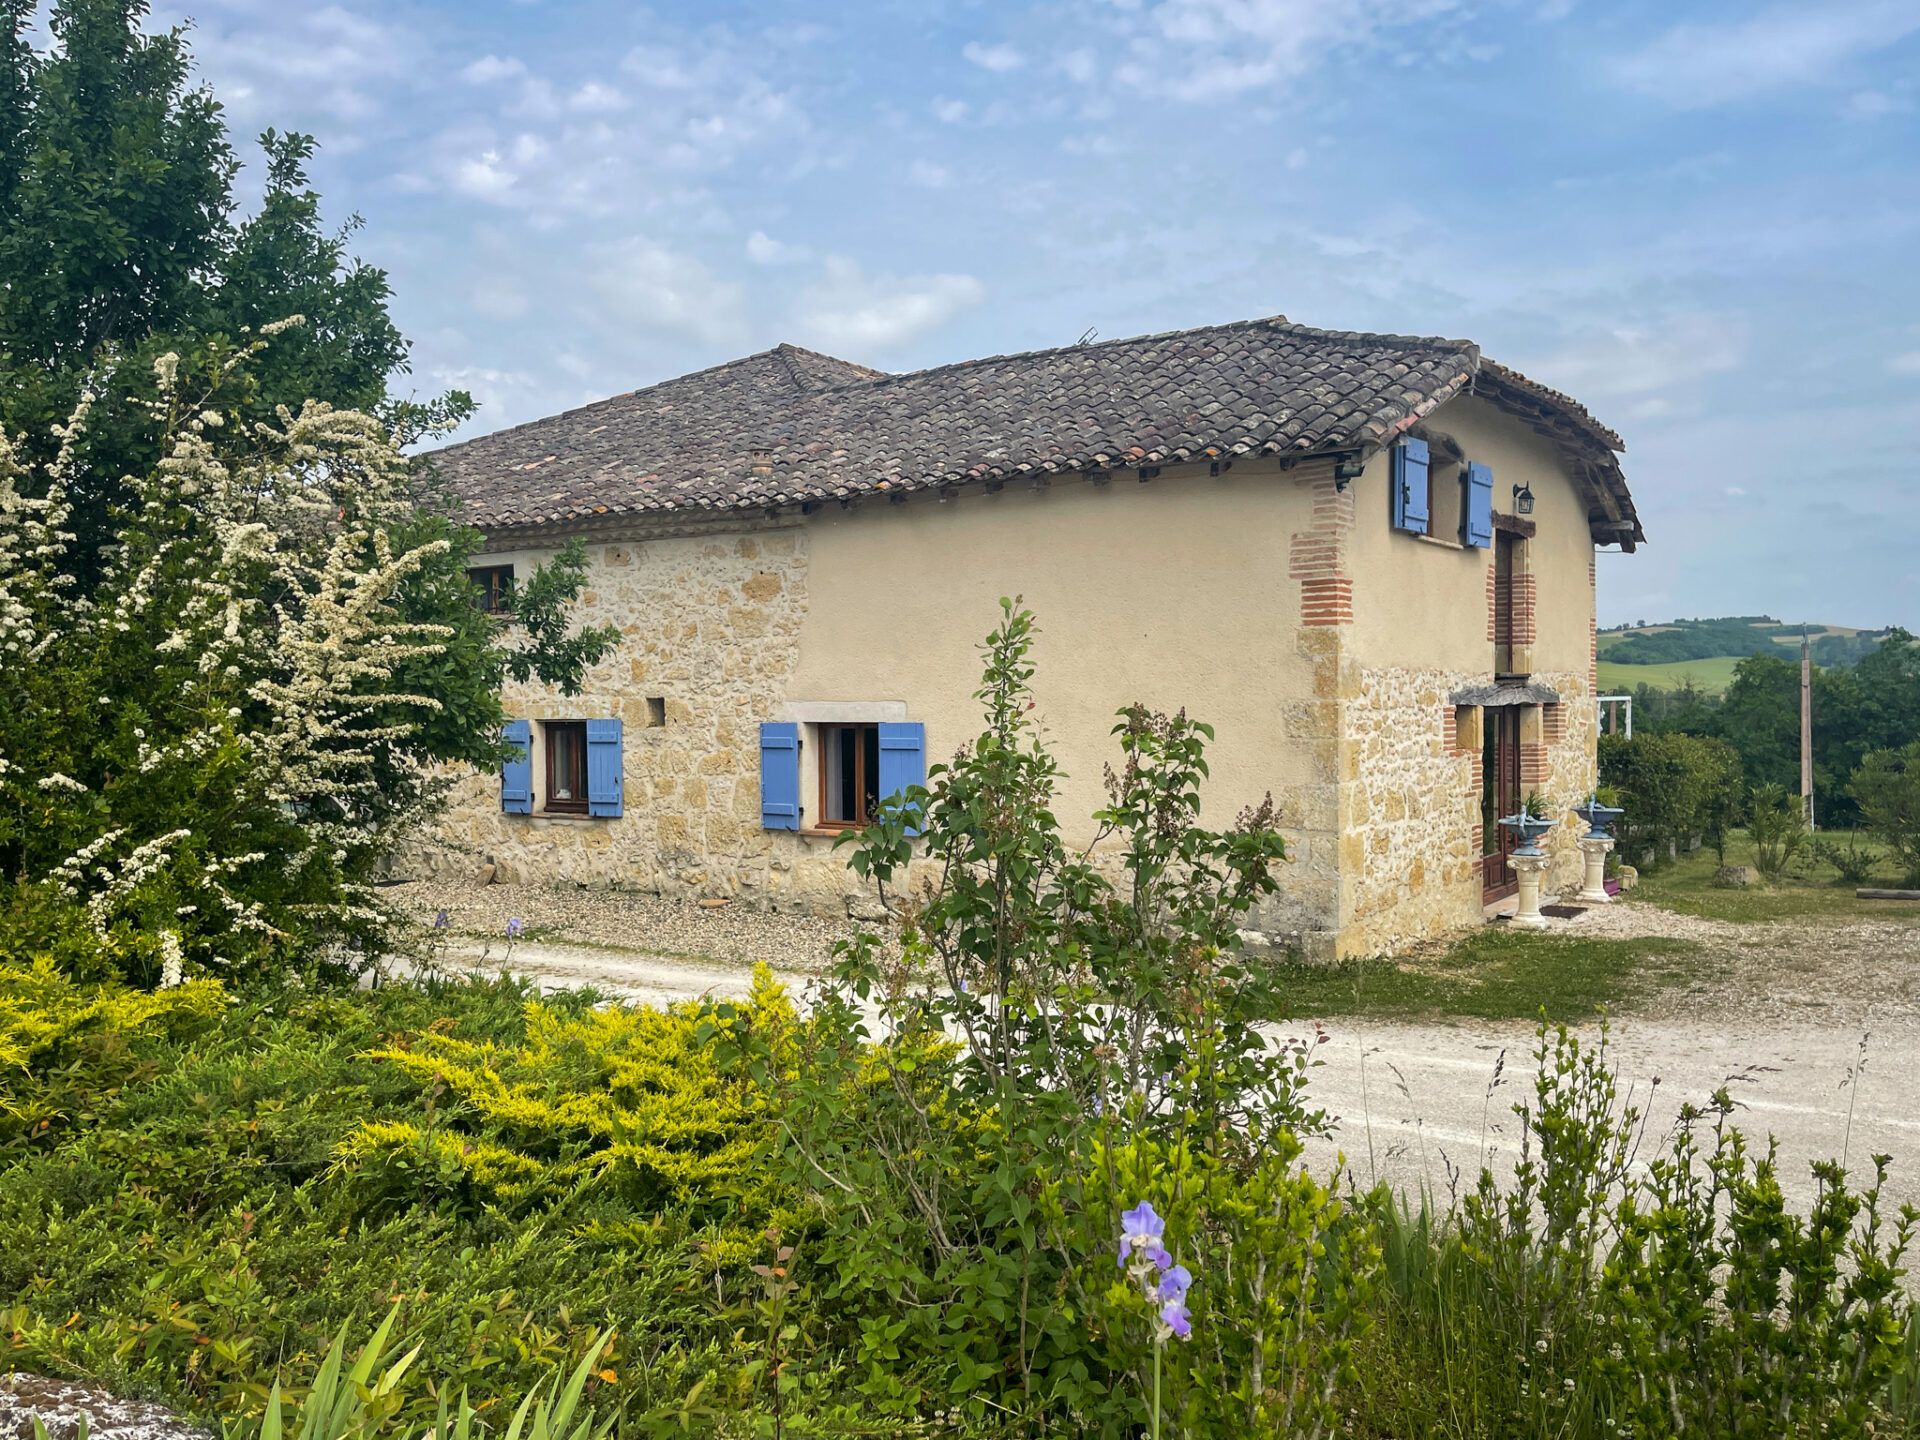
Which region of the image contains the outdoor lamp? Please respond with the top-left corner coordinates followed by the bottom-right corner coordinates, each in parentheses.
top-left (1512, 482), bottom-right (1535, 516)
top-left (1333, 453), bottom-right (1366, 491)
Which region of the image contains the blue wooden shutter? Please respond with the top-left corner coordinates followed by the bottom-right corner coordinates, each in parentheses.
top-left (759, 722), bottom-right (800, 830)
top-left (586, 718), bottom-right (623, 817)
top-left (501, 719), bottom-right (532, 814)
top-left (1462, 461), bottom-right (1494, 548)
top-left (877, 722), bottom-right (927, 836)
top-left (1390, 437), bottom-right (1430, 533)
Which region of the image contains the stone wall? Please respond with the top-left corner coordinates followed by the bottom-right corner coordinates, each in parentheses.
top-left (413, 525), bottom-right (884, 913)
top-left (1335, 664), bottom-right (1597, 957)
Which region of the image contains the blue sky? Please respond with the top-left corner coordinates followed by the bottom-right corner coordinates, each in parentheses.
top-left (145, 0), bottom-right (1920, 627)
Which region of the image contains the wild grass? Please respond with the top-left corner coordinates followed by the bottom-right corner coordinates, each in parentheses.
top-left (1630, 828), bottom-right (1920, 925)
top-left (1272, 929), bottom-right (1704, 1023)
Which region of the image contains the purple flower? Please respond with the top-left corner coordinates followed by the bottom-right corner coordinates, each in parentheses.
top-left (1158, 1297), bottom-right (1192, 1341)
top-left (506, 917), bottom-right (524, 938)
top-left (956, 976), bottom-right (968, 993)
top-left (1156, 1264), bottom-right (1192, 1302)
top-left (1117, 1201), bottom-right (1166, 1268)
top-left (432, 910), bottom-right (448, 931)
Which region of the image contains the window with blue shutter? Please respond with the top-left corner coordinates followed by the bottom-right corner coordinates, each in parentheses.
top-left (501, 719), bottom-right (532, 814)
top-left (586, 718), bottom-right (623, 817)
top-left (876, 722), bottom-right (927, 836)
top-left (1390, 437), bottom-right (1431, 534)
top-left (1462, 461), bottom-right (1494, 548)
top-left (759, 722), bottom-right (801, 830)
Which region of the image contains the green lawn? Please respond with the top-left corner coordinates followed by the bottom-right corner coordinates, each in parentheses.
top-left (1625, 829), bottom-right (1920, 924)
top-left (1274, 929), bottom-right (1703, 1023)
top-left (1597, 655), bottom-right (1744, 695)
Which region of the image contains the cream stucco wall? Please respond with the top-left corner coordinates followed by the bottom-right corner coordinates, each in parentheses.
top-left (416, 458), bottom-right (1346, 944)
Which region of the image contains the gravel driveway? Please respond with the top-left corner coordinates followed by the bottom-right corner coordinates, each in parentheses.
top-left (386, 878), bottom-right (1920, 1214)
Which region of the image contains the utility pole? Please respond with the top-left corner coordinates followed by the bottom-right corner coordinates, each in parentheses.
top-left (1801, 634), bottom-right (1815, 830)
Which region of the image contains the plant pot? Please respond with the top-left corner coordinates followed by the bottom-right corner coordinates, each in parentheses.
top-left (1499, 812), bottom-right (1557, 855)
top-left (1572, 800), bottom-right (1624, 837)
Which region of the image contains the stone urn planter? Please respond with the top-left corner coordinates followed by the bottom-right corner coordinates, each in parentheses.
top-left (1572, 794), bottom-right (1625, 837)
top-left (1497, 812), bottom-right (1557, 856)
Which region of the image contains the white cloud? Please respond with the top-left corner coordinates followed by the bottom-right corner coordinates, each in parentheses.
top-left (463, 54), bottom-right (527, 84)
top-left (570, 81), bottom-right (629, 113)
top-left (1889, 351), bottom-right (1920, 376)
top-left (745, 230), bottom-right (808, 265)
top-left (791, 257), bottom-right (985, 353)
top-left (453, 150), bottom-right (520, 203)
top-left (1517, 313), bottom-right (1750, 402)
top-left (1109, 0), bottom-right (1463, 99)
top-left (1609, 3), bottom-right (1920, 108)
top-left (962, 41), bottom-right (1027, 72)
top-left (1058, 48), bottom-right (1098, 83)
top-left (931, 96), bottom-right (970, 123)
top-left (1847, 88), bottom-right (1912, 119)
top-left (1725, 485), bottom-right (1748, 497)
top-left (591, 238), bottom-right (749, 345)
top-left (908, 159), bottom-right (951, 187)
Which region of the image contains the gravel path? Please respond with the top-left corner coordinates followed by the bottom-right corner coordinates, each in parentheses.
top-left (1562, 895), bottom-right (1920, 1024)
top-left (384, 878), bottom-right (860, 972)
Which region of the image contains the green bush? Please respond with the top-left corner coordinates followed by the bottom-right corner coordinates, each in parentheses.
top-left (1599, 731), bottom-right (1744, 869)
top-left (1853, 741), bottom-right (1920, 887)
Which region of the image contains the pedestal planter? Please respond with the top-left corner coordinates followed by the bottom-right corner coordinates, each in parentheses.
top-left (1498, 812), bottom-right (1557, 856)
top-left (1572, 796), bottom-right (1624, 837)
top-left (1509, 850), bottom-right (1552, 929)
top-left (1577, 834), bottom-right (1615, 904)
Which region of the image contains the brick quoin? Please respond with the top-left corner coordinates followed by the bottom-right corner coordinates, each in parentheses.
top-left (1486, 563), bottom-right (1498, 644)
top-left (1543, 702), bottom-right (1566, 743)
top-left (1290, 473), bottom-right (1354, 627)
top-left (1520, 742), bottom-right (1549, 788)
top-left (1588, 552), bottom-right (1598, 697)
top-left (1511, 574), bottom-right (1538, 647)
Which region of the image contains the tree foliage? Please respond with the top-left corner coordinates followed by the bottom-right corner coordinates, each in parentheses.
top-left (0, 0), bottom-right (462, 577)
top-left (0, 355), bottom-right (614, 984)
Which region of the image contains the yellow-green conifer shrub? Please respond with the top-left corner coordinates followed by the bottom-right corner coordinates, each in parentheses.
top-left (336, 966), bottom-right (802, 1264)
top-left (0, 958), bottom-right (228, 1145)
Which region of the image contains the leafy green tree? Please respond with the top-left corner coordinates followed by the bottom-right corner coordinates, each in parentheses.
top-left (0, 0), bottom-right (458, 576)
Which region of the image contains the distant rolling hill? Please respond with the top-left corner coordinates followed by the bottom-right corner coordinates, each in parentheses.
top-left (1596, 655), bottom-right (1744, 695)
top-left (1594, 617), bottom-right (1889, 695)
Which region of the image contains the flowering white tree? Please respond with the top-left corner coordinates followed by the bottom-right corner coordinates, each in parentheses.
top-left (0, 340), bottom-right (612, 983)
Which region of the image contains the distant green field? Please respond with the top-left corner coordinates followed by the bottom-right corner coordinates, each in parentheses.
top-left (1596, 656), bottom-right (1744, 695)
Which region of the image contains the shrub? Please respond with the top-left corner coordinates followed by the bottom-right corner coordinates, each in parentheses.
top-left (1852, 741), bottom-right (1920, 887)
top-left (1810, 833), bottom-right (1884, 886)
top-left (1748, 782), bottom-right (1809, 880)
top-left (0, 362), bottom-right (615, 988)
top-left (1598, 731), bottom-right (1744, 869)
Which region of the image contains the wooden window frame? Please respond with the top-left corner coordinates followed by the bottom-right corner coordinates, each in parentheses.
top-left (542, 719), bottom-right (588, 815)
top-left (815, 722), bottom-right (880, 830)
top-left (469, 564), bottom-right (515, 615)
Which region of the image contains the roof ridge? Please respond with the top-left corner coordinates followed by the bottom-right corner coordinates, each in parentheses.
top-left (427, 344), bottom-right (876, 460)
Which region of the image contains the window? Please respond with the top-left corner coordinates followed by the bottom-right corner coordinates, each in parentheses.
top-left (817, 723), bottom-right (881, 828)
top-left (543, 720), bottom-right (588, 814)
top-left (469, 564), bottom-right (514, 614)
top-left (1426, 454), bottom-right (1464, 541)
top-left (645, 696), bottom-right (667, 728)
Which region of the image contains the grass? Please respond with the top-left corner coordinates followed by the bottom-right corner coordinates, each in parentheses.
top-left (1596, 654), bottom-right (1744, 694)
top-left (1625, 828), bottom-right (1920, 924)
top-left (1274, 928), bottom-right (1704, 1023)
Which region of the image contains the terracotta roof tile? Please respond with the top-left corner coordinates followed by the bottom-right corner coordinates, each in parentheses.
top-left (426, 317), bottom-right (1642, 543)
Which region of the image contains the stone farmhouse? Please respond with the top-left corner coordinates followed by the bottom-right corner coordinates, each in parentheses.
top-left (419, 315), bottom-right (1642, 958)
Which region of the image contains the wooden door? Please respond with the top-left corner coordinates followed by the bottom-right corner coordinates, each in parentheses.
top-left (1482, 707), bottom-right (1521, 902)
